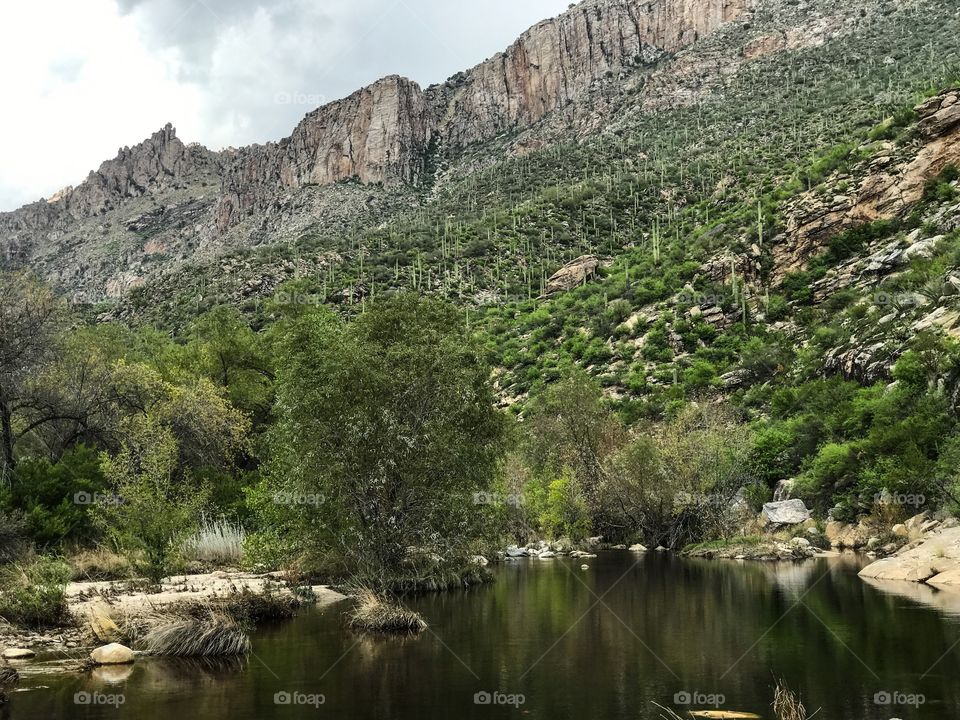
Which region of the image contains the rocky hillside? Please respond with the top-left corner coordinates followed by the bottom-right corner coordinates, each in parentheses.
top-left (1, 0), bottom-right (863, 304)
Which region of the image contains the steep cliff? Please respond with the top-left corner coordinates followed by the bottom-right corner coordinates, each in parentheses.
top-left (215, 76), bottom-right (431, 230)
top-left (213, 0), bottom-right (751, 226)
top-left (429, 0), bottom-right (749, 148)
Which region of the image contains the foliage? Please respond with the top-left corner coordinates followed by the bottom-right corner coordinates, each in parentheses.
top-left (250, 295), bottom-right (506, 586)
top-left (0, 556), bottom-right (71, 628)
top-left (11, 445), bottom-right (107, 547)
top-left (95, 418), bottom-right (211, 584)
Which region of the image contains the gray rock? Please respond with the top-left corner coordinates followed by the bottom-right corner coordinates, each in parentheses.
top-left (761, 499), bottom-right (812, 527)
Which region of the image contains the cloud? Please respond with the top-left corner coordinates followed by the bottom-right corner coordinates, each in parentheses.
top-left (0, 0), bottom-right (572, 211)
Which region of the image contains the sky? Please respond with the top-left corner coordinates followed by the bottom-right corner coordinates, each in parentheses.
top-left (0, 0), bottom-right (573, 212)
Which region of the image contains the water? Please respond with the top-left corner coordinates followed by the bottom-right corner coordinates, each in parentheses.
top-left (7, 552), bottom-right (960, 719)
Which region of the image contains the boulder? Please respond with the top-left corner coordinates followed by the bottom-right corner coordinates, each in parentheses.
top-left (471, 555), bottom-right (489, 566)
top-left (537, 551), bottom-right (557, 559)
top-left (90, 643), bottom-right (135, 666)
top-left (629, 544), bottom-right (647, 552)
top-left (540, 255), bottom-right (600, 297)
top-left (505, 545), bottom-right (527, 558)
top-left (1, 648), bottom-right (34, 660)
top-left (88, 615), bottom-right (122, 644)
top-left (760, 499), bottom-right (811, 527)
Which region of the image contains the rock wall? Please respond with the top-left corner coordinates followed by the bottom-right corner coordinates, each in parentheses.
top-left (431, 0), bottom-right (749, 148)
top-left (214, 0), bottom-right (749, 228)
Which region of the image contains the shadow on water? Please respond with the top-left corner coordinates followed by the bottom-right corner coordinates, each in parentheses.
top-left (8, 552), bottom-right (960, 718)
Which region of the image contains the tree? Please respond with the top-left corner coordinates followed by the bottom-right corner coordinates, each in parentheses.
top-left (95, 417), bottom-right (209, 584)
top-left (0, 272), bottom-right (63, 483)
top-left (251, 295), bottom-right (506, 584)
top-left (522, 369), bottom-right (626, 516)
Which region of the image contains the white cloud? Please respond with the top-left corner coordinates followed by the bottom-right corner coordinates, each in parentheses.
top-left (0, 0), bottom-right (573, 211)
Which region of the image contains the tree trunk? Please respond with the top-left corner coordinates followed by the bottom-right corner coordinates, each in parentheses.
top-left (0, 400), bottom-right (15, 485)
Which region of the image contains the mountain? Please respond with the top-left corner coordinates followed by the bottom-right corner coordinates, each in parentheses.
top-left (4, 0), bottom-right (960, 413)
top-left (0, 0), bottom-right (827, 301)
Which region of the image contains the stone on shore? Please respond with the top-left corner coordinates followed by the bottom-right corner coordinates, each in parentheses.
top-left (1, 648), bottom-right (34, 660)
top-left (859, 526), bottom-right (960, 585)
top-left (90, 643), bottom-right (135, 665)
top-left (760, 499), bottom-right (811, 528)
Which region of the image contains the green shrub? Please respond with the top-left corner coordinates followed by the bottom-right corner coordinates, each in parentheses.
top-left (0, 556), bottom-right (71, 628)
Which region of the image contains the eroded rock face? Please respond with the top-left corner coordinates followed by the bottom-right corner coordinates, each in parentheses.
top-left (215, 76), bottom-right (432, 230)
top-left (431, 0), bottom-right (749, 148)
top-left (772, 88), bottom-right (960, 282)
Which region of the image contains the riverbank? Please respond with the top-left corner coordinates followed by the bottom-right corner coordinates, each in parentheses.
top-left (0, 571), bottom-right (348, 656)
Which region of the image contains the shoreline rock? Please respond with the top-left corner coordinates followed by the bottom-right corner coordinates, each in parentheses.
top-left (859, 526), bottom-right (960, 586)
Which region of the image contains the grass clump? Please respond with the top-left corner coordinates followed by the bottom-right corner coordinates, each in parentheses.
top-left (773, 679), bottom-right (814, 720)
top-left (69, 547), bottom-right (132, 581)
top-left (0, 556), bottom-right (71, 628)
top-left (181, 517), bottom-right (246, 566)
top-left (347, 589), bottom-right (427, 634)
top-left (141, 610), bottom-right (251, 657)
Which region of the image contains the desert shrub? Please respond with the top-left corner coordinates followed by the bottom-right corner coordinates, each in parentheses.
top-left (0, 556), bottom-right (71, 628)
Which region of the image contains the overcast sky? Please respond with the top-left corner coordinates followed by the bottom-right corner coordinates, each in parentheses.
top-left (0, 0), bottom-right (572, 212)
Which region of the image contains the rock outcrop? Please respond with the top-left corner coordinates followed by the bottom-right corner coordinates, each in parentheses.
top-left (772, 88), bottom-right (960, 282)
top-left (215, 76), bottom-right (432, 229)
top-left (540, 255), bottom-right (601, 296)
top-left (429, 0), bottom-right (749, 148)
top-left (859, 525), bottom-right (960, 585)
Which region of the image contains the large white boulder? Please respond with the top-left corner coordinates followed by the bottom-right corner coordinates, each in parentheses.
top-left (761, 499), bottom-right (811, 527)
top-left (90, 643), bottom-right (135, 666)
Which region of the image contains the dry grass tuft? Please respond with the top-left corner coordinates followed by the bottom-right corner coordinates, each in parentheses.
top-left (347, 588), bottom-right (427, 634)
top-left (70, 547), bottom-right (132, 581)
top-left (141, 610), bottom-right (251, 657)
top-left (773, 679), bottom-right (814, 720)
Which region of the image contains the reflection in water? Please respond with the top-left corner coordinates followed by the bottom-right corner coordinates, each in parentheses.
top-left (8, 553), bottom-right (960, 719)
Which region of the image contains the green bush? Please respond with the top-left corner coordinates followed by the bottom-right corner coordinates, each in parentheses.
top-left (11, 445), bottom-right (107, 547)
top-left (0, 556), bottom-right (71, 628)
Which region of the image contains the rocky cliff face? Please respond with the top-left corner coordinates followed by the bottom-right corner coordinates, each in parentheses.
top-left (214, 0), bottom-right (751, 227)
top-left (430, 0), bottom-right (749, 148)
top-left (214, 76), bottom-right (431, 230)
top-left (0, 124), bottom-right (224, 266)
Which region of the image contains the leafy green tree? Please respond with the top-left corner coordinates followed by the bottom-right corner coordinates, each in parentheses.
top-left (95, 418), bottom-right (209, 584)
top-left (0, 272), bottom-right (63, 483)
top-left (251, 295), bottom-right (506, 584)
